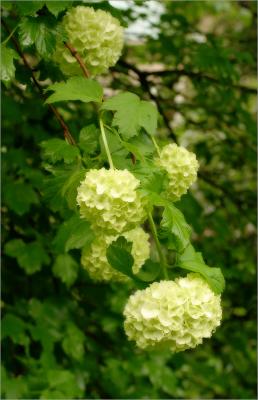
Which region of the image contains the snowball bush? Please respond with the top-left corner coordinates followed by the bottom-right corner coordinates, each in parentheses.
top-left (124, 273), bottom-right (222, 352)
top-left (77, 168), bottom-right (146, 234)
top-left (156, 143), bottom-right (199, 201)
top-left (53, 6), bottom-right (124, 76)
top-left (81, 227), bottom-right (150, 282)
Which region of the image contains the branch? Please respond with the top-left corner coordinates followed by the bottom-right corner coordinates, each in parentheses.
top-left (137, 67), bottom-right (257, 95)
top-left (64, 42), bottom-right (90, 78)
top-left (1, 18), bottom-right (76, 145)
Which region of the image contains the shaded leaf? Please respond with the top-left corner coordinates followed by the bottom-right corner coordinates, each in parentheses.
top-left (43, 165), bottom-right (86, 210)
top-left (136, 259), bottom-right (161, 282)
top-left (45, 1), bottom-right (72, 16)
top-left (2, 314), bottom-right (29, 346)
top-left (19, 16), bottom-right (57, 57)
top-left (62, 322), bottom-right (85, 361)
top-left (79, 124), bottom-right (100, 155)
top-left (5, 239), bottom-right (49, 274)
top-left (53, 214), bottom-right (94, 253)
top-left (106, 237), bottom-right (146, 288)
top-left (65, 218), bottom-right (94, 252)
top-left (15, 1), bottom-right (45, 15)
top-left (1, 45), bottom-right (18, 82)
top-left (4, 182), bottom-right (38, 215)
top-left (53, 254), bottom-right (78, 287)
top-left (41, 138), bottom-right (80, 164)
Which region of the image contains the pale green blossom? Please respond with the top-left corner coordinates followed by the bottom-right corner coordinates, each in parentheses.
top-left (53, 6), bottom-right (124, 76)
top-left (77, 168), bottom-right (146, 234)
top-left (124, 273), bottom-right (222, 352)
top-left (156, 143), bottom-right (199, 201)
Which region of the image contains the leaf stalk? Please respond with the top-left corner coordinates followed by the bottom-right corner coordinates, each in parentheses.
top-left (99, 117), bottom-right (114, 169)
top-left (148, 211), bottom-right (168, 279)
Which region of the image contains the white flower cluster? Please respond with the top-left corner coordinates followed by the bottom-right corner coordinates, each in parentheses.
top-left (53, 6), bottom-right (124, 76)
top-left (124, 273), bottom-right (222, 352)
top-left (77, 168), bottom-right (146, 234)
top-left (156, 143), bottom-right (199, 201)
top-left (81, 227), bottom-right (150, 282)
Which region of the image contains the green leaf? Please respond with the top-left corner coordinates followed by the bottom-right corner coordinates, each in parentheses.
top-left (106, 238), bottom-right (146, 288)
top-left (101, 92), bottom-right (158, 139)
top-left (178, 244), bottom-right (225, 294)
top-left (19, 16), bottom-right (57, 57)
top-left (62, 322), bottom-right (85, 361)
top-left (45, 1), bottom-right (72, 16)
top-left (136, 259), bottom-right (161, 282)
top-left (53, 214), bottom-right (94, 253)
top-left (132, 162), bottom-right (168, 202)
top-left (43, 165), bottom-right (86, 210)
top-left (2, 314), bottom-right (29, 346)
top-left (45, 77), bottom-right (103, 104)
top-left (4, 239), bottom-right (25, 258)
top-left (1, 374), bottom-right (28, 400)
top-left (65, 218), bottom-right (95, 252)
top-left (41, 138), bottom-right (80, 164)
top-left (53, 254), bottom-right (78, 287)
top-left (106, 237), bottom-right (134, 277)
top-left (46, 370), bottom-right (83, 398)
top-left (15, 1), bottom-right (45, 15)
top-left (61, 168), bottom-right (86, 209)
top-left (79, 124), bottom-right (100, 155)
top-left (4, 182), bottom-right (38, 215)
top-left (1, 45), bottom-right (18, 82)
top-left (5, 239), bottom-right (50, 274)
top-left (160, 203), bottom-right (191, 253)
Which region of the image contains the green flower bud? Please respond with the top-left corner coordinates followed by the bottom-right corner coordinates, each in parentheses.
top-left (53, 6), bottom-right (124, 76)
top-left (77, 168), bottom-right (146, 234)
top-left (81, 227), bottom-right (150, 282)
top-left (156, 143), bottom-right (199, 201)
top-left (124, 273), bottom-right (222, 352)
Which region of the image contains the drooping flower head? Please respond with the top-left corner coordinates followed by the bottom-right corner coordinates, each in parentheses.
top-left (77, 168), bottom-right (146, 234)
top-left (124, 273), bottom-right (222, 352)
top-left (81, 227), bottom-right (150, 282)
top-left (156, 143), bottom-right (199, 201)
top-left (53, 6), bottom-right (124, 76)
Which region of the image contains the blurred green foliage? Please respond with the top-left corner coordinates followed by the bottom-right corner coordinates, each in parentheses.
top-left (1, 1), bottom-right (257, 399)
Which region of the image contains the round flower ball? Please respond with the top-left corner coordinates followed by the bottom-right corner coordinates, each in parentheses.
top-left (77, 168), bottom-right (146, 234)
top-left (81, 227), bottom-right (150, 282)
top-left (156, 143), bottom-right (199, 201)
top-left (53, 6), bottom-right (124, 76)
top-left (124, 273), bottom-right (222, 352)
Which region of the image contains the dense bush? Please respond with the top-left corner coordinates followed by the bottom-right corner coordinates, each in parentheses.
top-left (1, 1), bottom-right (256, 399)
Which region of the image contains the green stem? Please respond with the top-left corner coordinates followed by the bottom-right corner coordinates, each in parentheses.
top-left (151, 136), bottom-right (161, 157)
top-left (148, 211), bottom-right (168, 279)
top-left (99, 117), bottom-right (114, 169)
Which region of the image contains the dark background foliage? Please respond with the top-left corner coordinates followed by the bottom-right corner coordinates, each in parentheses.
top-left (1, 1), bottom-right (257, 399)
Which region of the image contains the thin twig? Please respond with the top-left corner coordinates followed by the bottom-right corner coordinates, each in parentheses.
top-left (1, 18), bottom-right (76, 145)
top-left (64, 42), bottom-right (90, 78)
top-left (119, 60), bottom-right (257, 95)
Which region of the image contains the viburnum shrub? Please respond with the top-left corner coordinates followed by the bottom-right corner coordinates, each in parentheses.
top-left (39, 5), bottom-right (225, 353)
